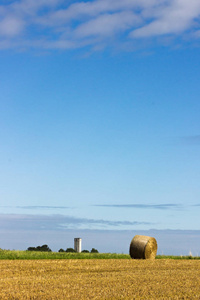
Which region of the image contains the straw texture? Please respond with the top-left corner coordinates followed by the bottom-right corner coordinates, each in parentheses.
top-left (129, 235), bottom-right (157, 259)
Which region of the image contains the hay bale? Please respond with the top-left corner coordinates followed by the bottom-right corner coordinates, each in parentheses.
top-left (129, 235), bottom-right (157, 259)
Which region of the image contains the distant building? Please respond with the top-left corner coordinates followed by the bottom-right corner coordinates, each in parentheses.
top-left (74, 238), bottom-right (82, 253)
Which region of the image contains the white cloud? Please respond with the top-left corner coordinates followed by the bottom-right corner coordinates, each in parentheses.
top-left (0, 0), bottom-right (200, 51)
top-left (0, 17), bottom-right (24, 36)
top-left (74, 11), bottom-right (140, 38)
top-left (131, 0), bottom-right (200, 37)
top-left (0, 213), bottom-right (151, 231)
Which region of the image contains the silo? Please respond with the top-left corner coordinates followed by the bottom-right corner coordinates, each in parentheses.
top-left (74, 238), bottom-right (82, 253)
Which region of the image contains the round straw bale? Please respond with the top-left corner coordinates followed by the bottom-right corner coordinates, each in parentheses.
top-left (129, 235), bottom-right (157, 259)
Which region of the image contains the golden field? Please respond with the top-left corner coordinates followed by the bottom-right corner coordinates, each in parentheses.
top-left (0, 259), bottom-right (200, 299)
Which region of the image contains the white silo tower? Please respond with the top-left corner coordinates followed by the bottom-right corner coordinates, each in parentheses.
top-left (74, 238), bottom-right (82, 253)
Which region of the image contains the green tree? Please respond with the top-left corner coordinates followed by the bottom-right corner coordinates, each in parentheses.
top-left (66, 248), bottom-right (76, 253)
top-left (58, 248), bottom-right (65, 252)
top-left (27, 247), bottom-right (36, 251)
top-left (90, 248), bottom-right (99, 253)
top-left (27, 245), bottom-right (52, 252)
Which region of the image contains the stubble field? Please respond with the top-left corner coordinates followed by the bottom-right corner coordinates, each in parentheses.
top-left (0, 259), bottom-right (200, 299)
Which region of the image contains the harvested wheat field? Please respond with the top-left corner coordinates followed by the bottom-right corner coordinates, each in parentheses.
top-left (0, 259), bottom-right (200, 299)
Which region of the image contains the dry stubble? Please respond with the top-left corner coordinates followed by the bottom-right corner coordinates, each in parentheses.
top-left (0, 259), bottom-right (200, 299)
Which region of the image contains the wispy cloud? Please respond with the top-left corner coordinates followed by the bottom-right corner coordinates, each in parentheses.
top-left (130, 0), bottom-right (200, 38)
top-left (0, 205), bottom-right (74, 210)
top-left (94, 203), bottom-right (182, 210)
top-left (0, 0), bottom-right (200, 51)
top-left (16, 206), bottom-right (72, 210)
top-left (0, 214), bottom-right (152, 231)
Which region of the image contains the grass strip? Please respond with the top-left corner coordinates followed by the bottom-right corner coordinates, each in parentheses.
top-left (0, 250), bottom-right (200, 260)
top-left (0, 250), bottom-right (130, 260)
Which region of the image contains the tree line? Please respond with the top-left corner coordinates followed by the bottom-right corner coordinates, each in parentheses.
top-left (27, 244), bottom-right (98, 253)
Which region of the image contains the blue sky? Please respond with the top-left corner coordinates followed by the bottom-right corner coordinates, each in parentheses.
top-left (0, 0), bottom-right (200, 254)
